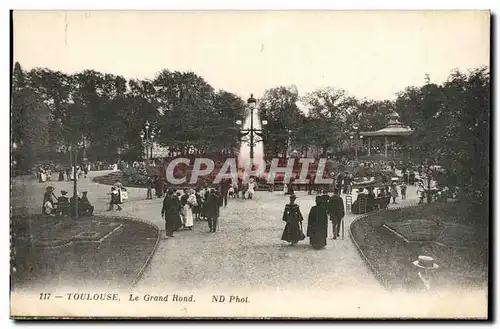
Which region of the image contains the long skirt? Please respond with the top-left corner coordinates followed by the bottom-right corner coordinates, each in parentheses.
top-left (183, 205), bottom-right (194, 228)
top-left (281, 222), bottom-right (305, 243)
top-left (172, 213), bottom-right (183, 231)
top-left (309, 227), bottom-right (327, 249)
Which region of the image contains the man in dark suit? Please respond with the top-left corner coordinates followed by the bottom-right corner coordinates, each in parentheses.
top-left (57, 190), bottom-right (70, 216)
top-left (161, 190), bottom-right (179, 238)
top-left (146, 176), bottom-right (154, 200)
top-left (219, 178), bottom-right (231, 207)
top-left (205, 189), bottom-right (221, 233)
top-left (328, 191), bottom-right (345, 239)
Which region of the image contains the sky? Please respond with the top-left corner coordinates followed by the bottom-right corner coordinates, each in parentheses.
top-left (13, 10), bottom-right (490, 102)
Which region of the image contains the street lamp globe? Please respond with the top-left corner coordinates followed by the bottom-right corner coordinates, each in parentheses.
top-left (145, 120), bottom-right (150, 130)
top-left (151, 131), bottom-right (156, 139)
top-left (262, 120), bottom-right (268, 126)
top-left (247, 93), bottom-right (257, 109)
top-left (235, 120), bottom-right (243, 126)
top-left (140, 130), bottom-right (145, 139)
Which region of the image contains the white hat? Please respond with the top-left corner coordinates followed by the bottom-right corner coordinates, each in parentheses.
top-left (412, 255), bottom-right (439, 269)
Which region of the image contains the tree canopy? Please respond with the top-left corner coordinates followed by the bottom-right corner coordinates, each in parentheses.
top-left (11, 63), bottom-right (490, 208)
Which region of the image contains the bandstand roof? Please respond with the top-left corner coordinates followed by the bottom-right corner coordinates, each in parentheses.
top-left (360, 111), bottom-right (414, 137)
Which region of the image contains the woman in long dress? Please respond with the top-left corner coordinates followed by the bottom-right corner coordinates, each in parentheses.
top-left (306, 196), bottom-right (329, 249)
top-left (281, 194), bottom-right (305, 246)
top-left (182, 189), bottom-right (197, 230)
top-left (42, 186), bottom-right (57, 214)
top-left (390, 182), bottom-right (399, 204)
top-left (247, 178), bottom-right (256, 199)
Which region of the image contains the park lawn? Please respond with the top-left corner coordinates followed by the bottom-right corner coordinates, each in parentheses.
top-left (350, 202), bottom-right (488, 291)
top-left (11, 215), bottom-right (159, 291)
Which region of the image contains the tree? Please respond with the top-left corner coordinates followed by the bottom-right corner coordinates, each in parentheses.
top-left (11, 62), bottom-right (53, 173)
top-left (302, 87), bottom-right (357, 156)
top-left (259, 85), bottom-right (303, 157)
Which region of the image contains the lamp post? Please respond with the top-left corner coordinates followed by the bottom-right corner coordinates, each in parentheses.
top-left (140, 120), bottom-right (155, 162)
top-left (236, 94), bottom-right (267, 168)
top-left (348, 124), bottom-right (362, 160)
top-left (426, 166), bottom-right (434, 204)
top-left (73, 144), bottom-right (78, 219)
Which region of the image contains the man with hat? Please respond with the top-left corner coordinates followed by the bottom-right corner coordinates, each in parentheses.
top-left (328, 190), bottom-right (345, 239)
top-left (161, 189), bottom-right (179, 238)
top-left (205, 189), bottom-right (221, 233)
top-left (57, 190), bottom-right (70, 216)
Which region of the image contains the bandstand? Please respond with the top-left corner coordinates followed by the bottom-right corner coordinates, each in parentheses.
top-left (359, 110), bottom-right (414, 162)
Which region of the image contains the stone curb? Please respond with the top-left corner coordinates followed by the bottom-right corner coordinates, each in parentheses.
top-left (348, 202), bottom-right (421, 290)
top-left (96, 214), bottom-right (161, 289)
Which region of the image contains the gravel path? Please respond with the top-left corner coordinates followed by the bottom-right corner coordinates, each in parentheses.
top-left (11, 171), bottom-right (419, 292)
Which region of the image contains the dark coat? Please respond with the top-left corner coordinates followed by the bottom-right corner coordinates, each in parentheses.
top-left (281, 203), bottom-right (305, 243)
top-left (162, 195), bottom-right (182, 231)
top-left (328, 195), bottom-right (345, 222)
top-left (204, 194), bottom-right (221, 218)
top-left (306, 203), bottom-right (328, 249)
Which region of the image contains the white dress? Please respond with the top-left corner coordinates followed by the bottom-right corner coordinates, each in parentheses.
top-left (113, 164), bottom-right (118, 172)
top-left (183, 194), bottom-right (197, 228)
top-left (248, 182), bottom-right (255, 197)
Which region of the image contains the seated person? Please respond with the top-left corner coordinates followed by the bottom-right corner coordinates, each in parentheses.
top-left (351, 188), bottom-right (368, 214)
top-left (70, 195), bottom-right (81, 217)
top-left (79, 191), bottom-right (94, 216)
top-left (366, 186), bottom-right (376, 212)
top-left (57, 190), bottom-right (70, 216)
top-left (43, 200), bottom-right (57, 216)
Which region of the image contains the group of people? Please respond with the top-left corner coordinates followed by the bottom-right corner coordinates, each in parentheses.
top-left (281, 191), bottom-right (345, 250)
top-left (42, 186), bottom-right (94, 217)
top-left (351, 182), bottom-right (407, 214)
top-left (35, 164), bottom-right (93, 183)
top-left (108, 180), bottom-right (128, 211)
top-left (161, 188), bottom-right (223, 237)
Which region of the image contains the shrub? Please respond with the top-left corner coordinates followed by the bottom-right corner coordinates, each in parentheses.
top-left (123, 165), bottom-right (158, 186)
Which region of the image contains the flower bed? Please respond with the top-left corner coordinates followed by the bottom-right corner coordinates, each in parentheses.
top-left (350, 202), bottom-right (488, 291)
top-left (11, 214), bottom-right (159, 290)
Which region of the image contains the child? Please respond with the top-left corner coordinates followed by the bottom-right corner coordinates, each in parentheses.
top-left (400, 183), bottom-right (407, 200)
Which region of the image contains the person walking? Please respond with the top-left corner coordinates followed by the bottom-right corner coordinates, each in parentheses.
top-left (161, 190), bottom-right (178, 238)
top-left (183, 189), bottom-right (197, 230)
top-left (247, 178), bottom-right (256, 199)
top-left (108, 186), bottom-right (122, 211)
top-left (205, 189), bottom-right (221, 233)
top-left (400, 182), bottom-right (407, 200)
top-left (390, 182), bottom-right (399, 204)
top-left (146, 176), bottom-right (154, 200)
top-left (220, 178), bottom-right (231, 207)
top-left (280, 194), bottom-right (305, 246)
top-left (328, 191), bottom-right (345, 239)
top-left (306, 195), bottom-right (329, 249)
